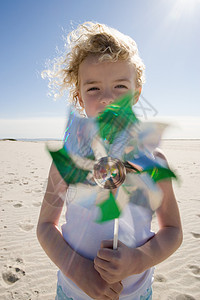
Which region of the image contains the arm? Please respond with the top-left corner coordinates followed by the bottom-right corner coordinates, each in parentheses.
top-left (37, 162), bottom-right (77, 278)
top-left (37, 163), bottom-right (123, 299)
top-left (94, 150), bottom-right (183, 283)
top-left (135, 149), bottom-right (183, 272)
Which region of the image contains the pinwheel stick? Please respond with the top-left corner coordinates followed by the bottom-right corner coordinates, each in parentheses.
top-left (113, 218), bottom-right (119, 250)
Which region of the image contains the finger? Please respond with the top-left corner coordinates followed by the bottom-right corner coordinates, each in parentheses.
top-left (94, 257), bottom-right (119, 275)
top-left (101, 240), bottom-right (124, 249)
top-left (101, 240), bottom-right (114, 249)
top-left (97, 248), bottom-right (113, 261)
top-left (94, 265), bottom-right (116, 284)
top-left (94, 256), bottom-right (111, 270)
top-left (97, 248), bottom-right (120, 261)
top-left (95, 296), bottom-right (112, 300)
top-left (97, 248), bottom-right (119, 261)
top-left (94, 265), bottom-right (110, 280)
top-left (105, 286), bottom-right (121, 299)
top-left (94, 291), bottom-right (116, 300)
top-left (111, 282), bottom-right (123, 294)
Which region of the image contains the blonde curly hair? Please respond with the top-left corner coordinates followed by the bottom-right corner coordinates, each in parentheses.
top-left (42, 22), bottom-right (145, 112)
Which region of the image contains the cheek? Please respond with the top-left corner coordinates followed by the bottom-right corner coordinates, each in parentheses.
top-left (114, 90), bottom-right (128, 98)
top-left (83, 97), bottom-right (99, 117)
top-left (83, 94), bottom-right (99, 108)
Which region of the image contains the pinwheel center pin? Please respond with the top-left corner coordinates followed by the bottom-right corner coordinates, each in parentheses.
top-left (93, 157), bottom-right (126, 189)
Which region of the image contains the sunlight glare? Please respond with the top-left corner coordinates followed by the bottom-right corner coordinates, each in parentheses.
top-left (170, 0), bottom-right (200, 20)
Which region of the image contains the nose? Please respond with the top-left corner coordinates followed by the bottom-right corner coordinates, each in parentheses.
top-left (100, 91), bottom-right (114, 105)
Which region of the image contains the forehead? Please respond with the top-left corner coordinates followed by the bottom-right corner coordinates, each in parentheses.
top-left (79, 55), bottom-right (136, 83)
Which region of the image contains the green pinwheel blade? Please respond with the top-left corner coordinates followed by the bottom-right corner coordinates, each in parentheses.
top-left (143, 166), bottom-right (177, 182)
top-left (96, 92), bottom-right (139, 144)
top-left (48, 146), bottom-right (90, 184)
top-left (96, 192), bottom-right (121, 223)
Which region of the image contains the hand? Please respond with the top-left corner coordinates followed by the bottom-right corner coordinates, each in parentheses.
top-left (94, 240), bottom-right (141, 284)
top-left (76, 258), bottom-right (123, 299)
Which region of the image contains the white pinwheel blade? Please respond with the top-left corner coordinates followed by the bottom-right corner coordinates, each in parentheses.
top-left (125, 173), bottom-right (163, 211)
top-left (70, 154), bottom-right (95, 171)
top-left (64, 106), bottom-right (98, 157)
top-left (127, 122), bottom-right (168, 155)
top-left (109, 129), bottom-right (133, 160)
top-left (115, 186), bottom-right (130, 211)
top-left (91, 135), bottom-right (107, 160)
top-left (95, 187), bottom-right (110, 205)
top-left (137, 122), bottom-right (168, 154)
top-left (59, 183), bottom-right (99, 209)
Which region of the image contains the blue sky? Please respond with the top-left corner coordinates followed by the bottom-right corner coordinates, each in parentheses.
top-left (1, 0), bottom-right (200, 138)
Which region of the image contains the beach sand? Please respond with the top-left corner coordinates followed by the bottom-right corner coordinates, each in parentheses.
top-left (0, 140), bottom-right (199, 300)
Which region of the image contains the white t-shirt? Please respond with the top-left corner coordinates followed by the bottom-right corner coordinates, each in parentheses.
top-left (57, 185), bottom-right (155, 299)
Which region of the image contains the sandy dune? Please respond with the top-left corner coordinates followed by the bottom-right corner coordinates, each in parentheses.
top-left (0, 140), bottom-right (200, 299)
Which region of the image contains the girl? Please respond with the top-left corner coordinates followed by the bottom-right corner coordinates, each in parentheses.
top-left (37, 22), bottom-right (182, 300)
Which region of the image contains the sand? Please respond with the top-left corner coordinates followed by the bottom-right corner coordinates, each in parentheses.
top-left (0, 140), bottom-right (199, 300)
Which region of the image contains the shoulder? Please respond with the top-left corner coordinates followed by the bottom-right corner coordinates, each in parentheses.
top-left (48, 162), bottom-right (68, 194)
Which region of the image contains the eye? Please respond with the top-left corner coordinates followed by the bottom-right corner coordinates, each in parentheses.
top-left (87, 87), bottom-right (100, 92)
top-left (115, 85), bottom-right (128, 89)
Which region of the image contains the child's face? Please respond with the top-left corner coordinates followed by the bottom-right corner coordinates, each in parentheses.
top-left (78, 55), bottom-right (139, 117)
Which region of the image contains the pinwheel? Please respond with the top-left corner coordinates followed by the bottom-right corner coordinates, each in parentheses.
top-left (47, 92), bottom-right (177, 249)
